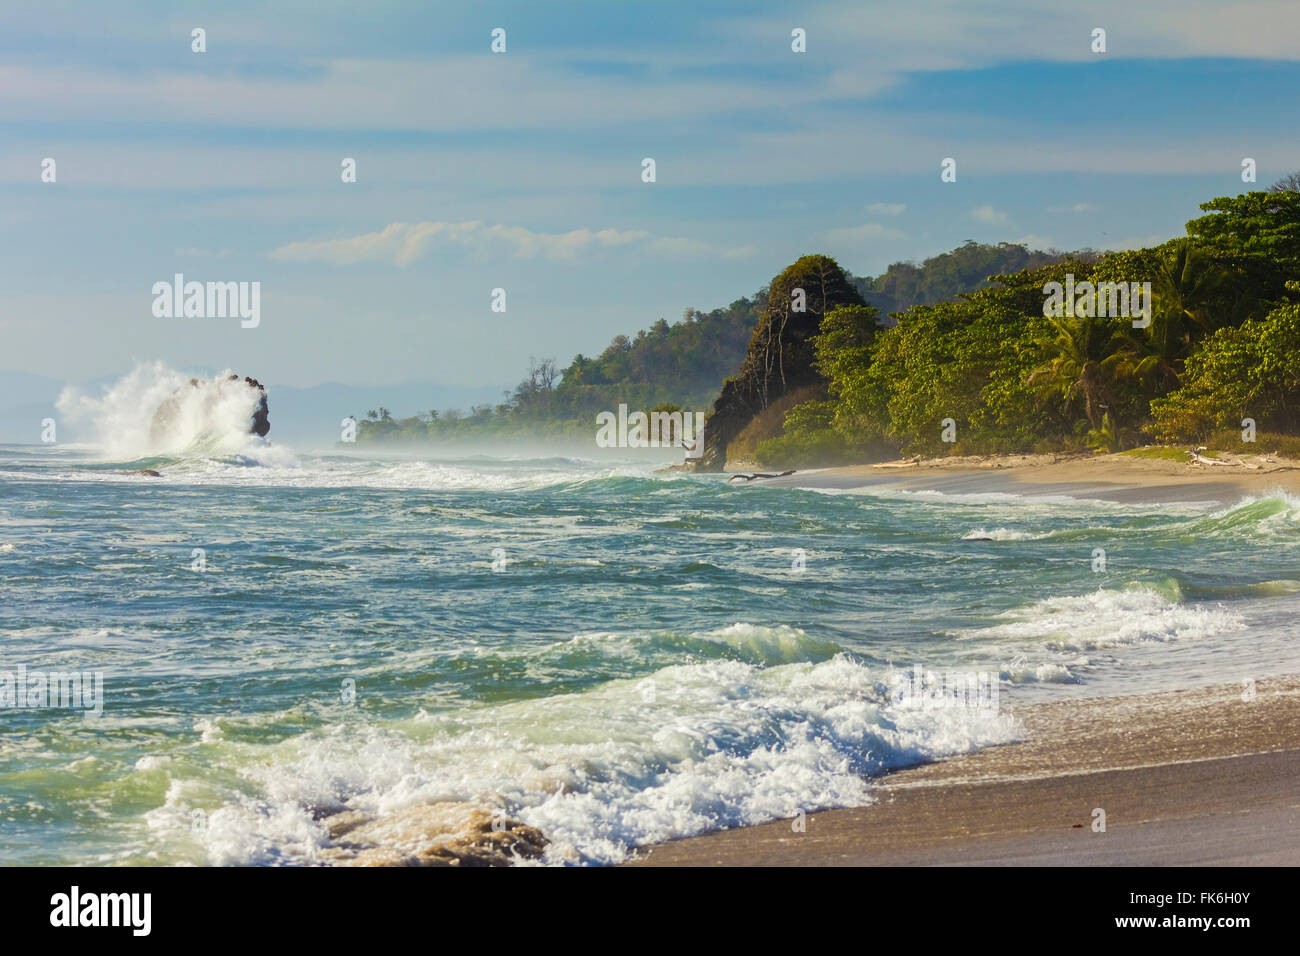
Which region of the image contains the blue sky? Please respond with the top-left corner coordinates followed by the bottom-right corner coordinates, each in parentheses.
top-left (2, 0), bottom-right (1299, 390)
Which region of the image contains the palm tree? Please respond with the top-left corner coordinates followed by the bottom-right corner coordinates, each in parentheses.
top-left (1086, 410), bottom-right (1122, 453)
top-left (1110, 303), bottom-right (1188, 392)
top-left (1029, 313), bottom-right (1119, 430)
top-left (1152, 240), bottom-right (1226, 335)
top-left (1111, 240), bottom-right (1227, 393)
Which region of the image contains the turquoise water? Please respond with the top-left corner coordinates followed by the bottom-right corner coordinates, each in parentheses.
top-left (2, 437), bottom-right (1299, 865)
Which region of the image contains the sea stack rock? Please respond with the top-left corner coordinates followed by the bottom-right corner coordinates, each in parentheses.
top-left (245, 376), bottom-right (270, 436)
top-left (688, 255), bottom-right (864, 472)
top-left (148, 374), bottom-right (270, 444)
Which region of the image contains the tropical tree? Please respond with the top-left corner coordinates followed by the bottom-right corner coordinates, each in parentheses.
top-left (1106, 241), bottom-right (1217, 393)
top-left (1151, 239), bottom-right (1229, 333)
top-left (1149, 300), bottom-right (1300, 440)
top-left (1028, 312), bottom-right (1119, 431)
top-left (1185, 191), bottom-right (1300, 309)
top-left (1086, 411), bottom-right (1122, 453)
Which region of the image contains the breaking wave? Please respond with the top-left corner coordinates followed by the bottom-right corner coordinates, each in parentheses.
top-left (958, 585), bottom-right (1246, 651)
top-left (55, 362), bottom-right (289, 465)
top-left (138, 624), bottom-right (1021, 867)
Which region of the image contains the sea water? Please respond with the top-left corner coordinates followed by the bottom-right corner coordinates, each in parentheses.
top-left (2, 374), bottom-right (1299, 865)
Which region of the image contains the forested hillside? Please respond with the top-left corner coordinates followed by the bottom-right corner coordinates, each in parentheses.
top-left (854, 241), bottom-right (1088, 323)
top-left (755, 185), bottom-right (1300, 468)
top-left (356, 242), bottom-right (1073, 443)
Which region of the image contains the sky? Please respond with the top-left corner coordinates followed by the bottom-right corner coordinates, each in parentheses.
top-left (2, 0), bottom-right (1299, 390)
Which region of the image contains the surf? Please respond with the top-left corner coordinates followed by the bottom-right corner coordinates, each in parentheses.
top-left (54, 362), bottom-right (291, 467)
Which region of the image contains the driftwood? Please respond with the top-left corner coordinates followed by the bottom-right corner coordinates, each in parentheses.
top-left (727, 470), bottom-right (796, 483)
top-left (1190, 448), bottom-right (1240, 467)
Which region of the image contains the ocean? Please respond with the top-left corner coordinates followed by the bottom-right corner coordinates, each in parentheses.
top-left (2, 373), bottom-right (1299, 865)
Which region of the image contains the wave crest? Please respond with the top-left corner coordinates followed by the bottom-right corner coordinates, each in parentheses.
top-left (56, 362), bottom-right (287, 465)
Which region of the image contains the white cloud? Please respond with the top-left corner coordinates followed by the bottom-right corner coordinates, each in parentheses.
top-left (270, 221), bottom-right (477, 266)
top-left (738, 0), bottom-right (1300, 70)
top-left (8, 2), bottom-right (1297, 144)
top-left (482, 225), bottom-right (648, 260)
top-left (1048, 202), bottom-right (1095, 213)
top-left (865, 203), bottom-right (906, 216)
top-left (270, 221), bottom-right (752, 265)
top-left (972, 205), bottom-right (1009, 225)
top-left (0, 52), bottom-right (875, 134)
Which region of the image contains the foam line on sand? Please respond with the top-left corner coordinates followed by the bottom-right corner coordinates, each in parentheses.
top-left (626, 675), bottom-right (1300, 866)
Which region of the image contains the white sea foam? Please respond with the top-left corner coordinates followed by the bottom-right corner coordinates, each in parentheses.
top-left (13, 434), bottom-right (1297, 867)
top-left (960, 586), bottom-right (1245, 651)
top-left (55, 362), bottom-right (293, 465)
top-left (858, 485), bottom-right (1209, 516)
top-left (961, 527), bottom-right (1051, 541)
top-left (145, 627), bottom-right (1021, 867)
top-left (1002, 660), bottom-right (1082, 684)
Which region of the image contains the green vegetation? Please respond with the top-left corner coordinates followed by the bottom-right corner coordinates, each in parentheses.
top-left (1121, 446), bottom-right (1191, 462)
top-left (358, 298), bottom-right (764, 443)
top-left (1204, 429), bottom-right (1300, 460)
top-left (356, 178), bottom-right (1300, 463)
top-left (356, 241), bottom-right (1070, 445)
top-left (756, 183), bottom-right (1300, 467)
top-left (852, 240), bottom-right (1086, 319)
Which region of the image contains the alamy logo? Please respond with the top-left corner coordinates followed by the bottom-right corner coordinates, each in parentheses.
top-left (596, 404), bottom-right (705, 459)
top-left (50, 886), bottom-right (151, 936)
top-left (889, 664), bottom-right (999, 711)
top-left (152, 274), bottom-right (261, 328)
top-left (1043, 273), bottom-right (1151, 328)
top-left (1, 665), bottom-right (104, 719)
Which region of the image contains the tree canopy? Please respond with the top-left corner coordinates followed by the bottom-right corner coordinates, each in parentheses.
top-left (755, 189), bottom-right (1300, 467)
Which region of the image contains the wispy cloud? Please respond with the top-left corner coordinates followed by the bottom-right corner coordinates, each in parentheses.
top-left (866, 202), bottom-right (906, 216)
top-left (270, 221), bottom-right (753, 265)
top-left (1048, 202), bottom-right (1095, 213)
top-left (738, 0), bottom-right (1300, 69)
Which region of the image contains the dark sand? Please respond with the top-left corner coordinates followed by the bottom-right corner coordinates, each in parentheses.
top-left (627, 676), bottom-right (1300, 866)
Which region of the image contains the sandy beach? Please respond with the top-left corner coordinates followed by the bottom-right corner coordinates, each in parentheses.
top-left (759, 450), bottom-right (1300, 505)
top-left (627, 675), bottom-right (1300, 866)
top-left (637, 456), bottom-right (1300, 867)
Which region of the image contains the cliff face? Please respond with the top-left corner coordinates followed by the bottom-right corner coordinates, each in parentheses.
top-left (690, 255), bottom-right (864, 471)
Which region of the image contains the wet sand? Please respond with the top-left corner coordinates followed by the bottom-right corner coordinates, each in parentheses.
top-left (627, 676), bottom-right (1300, 866)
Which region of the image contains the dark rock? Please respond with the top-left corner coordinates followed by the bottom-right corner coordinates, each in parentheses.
top-left (688, 255), bottom-right (864, 472)
top-left (245, 376), bottom-right (270, 437)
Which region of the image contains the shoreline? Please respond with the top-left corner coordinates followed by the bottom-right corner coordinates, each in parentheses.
top-left (626, 675), bottom-right (1300, 866)
top-left (751, 451), bottom-right (1300, 504)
